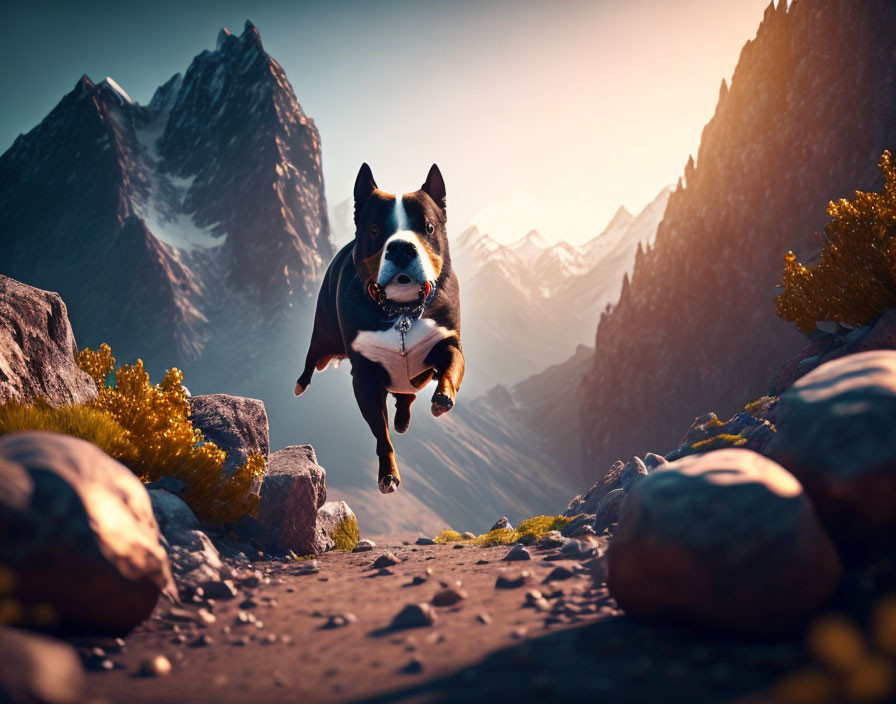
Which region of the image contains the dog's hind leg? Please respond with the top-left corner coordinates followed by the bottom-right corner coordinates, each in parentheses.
top-left (352, 361), bottom-right (401, 494)
top-left (295, 297), bottom-right (343, 397)
top-left (393, 393), bottom-right (415, 434)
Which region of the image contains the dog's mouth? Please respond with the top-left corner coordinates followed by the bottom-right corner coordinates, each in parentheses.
top-left (368, 279), bottom-right (433, 305)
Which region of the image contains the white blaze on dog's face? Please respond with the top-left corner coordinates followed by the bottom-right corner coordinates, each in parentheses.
top-left (351, 163), bottom-right (449, 303)
top-left (378, 197), bottom-right (439, 302)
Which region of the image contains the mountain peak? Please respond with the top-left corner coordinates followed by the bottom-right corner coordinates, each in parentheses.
top-left (242, 20), bottom-right (263, 47)
top-left (98, 76), bottom-right (134, 105)
top-left (217, 27), bottom-right (233, 50)
top-left (73, 75), bottom-right (95, 96)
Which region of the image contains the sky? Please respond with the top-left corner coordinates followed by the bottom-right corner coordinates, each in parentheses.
top-left (2, 0), bottom-right (773, 246)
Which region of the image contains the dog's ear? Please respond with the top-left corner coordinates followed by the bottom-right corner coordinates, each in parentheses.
top-left (354, 163), bottom-right (378, 227)
top-left (421, 164), bottom-right (446, 212)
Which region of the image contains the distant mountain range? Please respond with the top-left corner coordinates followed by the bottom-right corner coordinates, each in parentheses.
top-left (0, 21), bottom-right (331, 372)
top-left (453, 188), bottom-right (671, 391)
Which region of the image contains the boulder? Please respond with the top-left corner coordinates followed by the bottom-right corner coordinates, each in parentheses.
top-left (490, 516), bottom-right (513, 531)
top-left (666, 410), bottom-right (776, 461)
top-left (594, 489), bottom-right (627, 534)
top-left (0, 627), bottom-right (85, 704)
top-left (188, 394), bottom-right (269, 472)
top-left (165, 530), bottom-right (224, 590)
top-left (0, 432), bottom-right (175, 634)
top-left (768, 350), bottom-right (896, 541)
top-left (312, 500), bottom-right (359, 553)
top-left (618, 456), bottom-right (647, 491)
top-left (256, 444), bottom-right (326, 554)
top-left (608, 449), bottom-right (841, 634)
top-left (564, 459), bottom-right (625, 516)
top-left (148, 489), bottom-right (200, 544)
top-left (0, 275), bottom-right (96, 407)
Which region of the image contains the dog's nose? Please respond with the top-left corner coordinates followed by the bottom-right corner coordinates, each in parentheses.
top-left (385, 240), bottom-right (418, 267)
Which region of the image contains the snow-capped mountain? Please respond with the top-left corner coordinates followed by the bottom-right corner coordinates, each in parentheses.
top-left (455, 187), bottom-right (671, 392)
top-left (0, 21), bottom-right (331, 372)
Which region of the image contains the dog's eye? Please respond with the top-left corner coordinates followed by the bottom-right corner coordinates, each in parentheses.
top-left (425, 222), bottom-right (435, 235)
top-left (369, 224), bottom-right (379, 237)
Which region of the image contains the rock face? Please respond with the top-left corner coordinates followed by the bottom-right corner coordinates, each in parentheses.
top-left (0, 432), bottom-right (175, 634)
top-left (0, 627), bottom-right (85, 704)
top-left (0, 275), bottom-right (96, 407)
top-left (608, 449), bottom-right (841, 634)
top-left (188, 394), bottom-right (269, 472)
top-left (584, 0), bottom-right (896, 479)
top-left (768, 350), bottom-right (896, 541)
top-left (0, 22), bottom-right (331, 374)
top-left (256, 445), bottom-right (327, 554)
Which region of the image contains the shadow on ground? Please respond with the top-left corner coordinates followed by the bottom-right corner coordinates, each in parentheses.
top-left (357, 613), bottom-right (799, 704)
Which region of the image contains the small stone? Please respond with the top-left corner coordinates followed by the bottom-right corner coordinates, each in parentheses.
top-left (461, 531), bottom-right (475, 539)
top-left (375, 568), bottom-right (395, 577)
top-left (503, 545), bottom-right (532, 562)
top-left (424, 567), bottom-right (434, 576)
top-left (496, 571), bottom-right (531, 589)
top-left (390, 603), bottom-right (437, 630)
top-left (190, 634), bottom-right (214, 648)
top-left (544, 566), bottom-right (575, 582)
top-left (323, 613), bottom-right (357, 629)
top-left (353, 539), bottom-right (376, 552)
top-left (167, 607), bottom-right (201, 623)
top-left (263, 633), bottom-right (278, 645)
top-left (401, 657), bottom-right (424, 674)
top-left (410, 576), bottom-right (427, 586)
top-left (372, 552), bottom-right (400, 569)
top-left (476, 613), bottom-right (492, 625)
top-left (525, 590), bottom-right (544, 603)
top-left (432, 588), bottom-right (467, 607)
top-left (452, 544), bottom-right (465, 549)
top-left (197, 608), bottom-right (216, 625)
top-left (538, 531), bottom-right (565, 548)
top-left (239, 598), bottom-right (258, 609)
top-left (491, 517), bottom-right (513, 532)
top-left (138, 655), bottom-right (172, 677)
top-left (199, 580), bottom-right (238, 600)
top-left (511, 627), bottom-right (528, 639)
top-left (415, 537), bottom-right (434, 545)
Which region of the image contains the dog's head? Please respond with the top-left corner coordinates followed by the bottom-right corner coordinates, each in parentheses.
top-left (351, 164), bottom-right (449, 303)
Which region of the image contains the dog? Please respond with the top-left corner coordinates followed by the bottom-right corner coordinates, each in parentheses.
top-left (294, 164), bottom-right (464, 494)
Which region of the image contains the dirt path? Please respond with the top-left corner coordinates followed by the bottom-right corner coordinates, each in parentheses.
top-left (83, 538), bottom-right (798, 703)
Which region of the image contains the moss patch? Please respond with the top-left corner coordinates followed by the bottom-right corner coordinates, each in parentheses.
top-left (433, 529), bottom-right (463, 544)
top-left (468, 515), bottom-right (573, 547)
top-left (691, 433), bottom-right (748, 452)
top-left (331, 515), bottom-right (360, 552)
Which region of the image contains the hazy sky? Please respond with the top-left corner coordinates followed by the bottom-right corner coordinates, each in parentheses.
top-left (2, 0), bottom-right (772, 245)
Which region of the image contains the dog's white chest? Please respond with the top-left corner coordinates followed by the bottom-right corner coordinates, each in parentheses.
top-left (351, 318), bottom-right (452, 394)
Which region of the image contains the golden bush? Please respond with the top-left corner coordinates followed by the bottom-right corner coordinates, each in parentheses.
top-left (776, 151), bottom-right (896, 333)
top-left (74, 345), bottom-right (264, 524)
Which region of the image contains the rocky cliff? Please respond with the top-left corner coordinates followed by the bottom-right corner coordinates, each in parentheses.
top-left (583, 0), bottom-right (896, 476)
top-left (0, 21), bottom-right (331, 372)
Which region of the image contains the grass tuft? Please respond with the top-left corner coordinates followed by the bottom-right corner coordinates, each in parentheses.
top-left (331, 515), bottom-right (360, 552)
top-left (433, 529), bottom-right (463, 544)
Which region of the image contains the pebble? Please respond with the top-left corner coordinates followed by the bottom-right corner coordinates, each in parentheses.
top-left (190, 634), bottom-right (214, 648)
top-left (323, 613), bottom-right (358, 629)
top-left (374, 568), bottom-right (395, 577)
top-left (138, 655), bottom-right (172, 677)
top-left (461, 531), bottom-right (476, 540)
top-left (200, 580), bottom-right (238, 600)
top-left (496, 571), bottom-right (531, 589)
top-left (372, 552), bottom-right (400, 569)
top-left (491, 517), bottom-right (513, 531)
top-left (401, 657), bottom-right (424, 674)
top-left (411, 576), bottom-right (427, 585)
top-left (543, 566), bottom-right (575, 582)
top-left (353, 539), bottom-right (376, 552)
top-left (432, 588), bottom-right (467, 607)
top-left (239, 598), bottom-right (258, 609)
top-left (476, 613), bottom-right (492, 625)
top-left (524, 590), bottom-right (544, 603)
top-left (538, 531), bottom-right (565, 548)
top-left (390, 603), bottom-right (437, 630)
top-left (503, 545), bottom-right (532, 562)
top-left (452, 544), bottom-right (465, 549)
top-left (197, 608), bottom-right (216, 626)
top-left (511, 627), bottom-right (528, 639)
top-left (415, 537), bottom-right (435, 545)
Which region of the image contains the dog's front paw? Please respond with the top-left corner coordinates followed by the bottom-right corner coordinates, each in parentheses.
top-left (294, 379), bottom-right (307, 397)
top-left (378, 473), bottom-right (401, 494)
top-left (431, 391), bottom-right (455, 417)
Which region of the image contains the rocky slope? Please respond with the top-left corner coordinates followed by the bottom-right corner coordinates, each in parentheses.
top-left (0, 21), bottom-right (331, 372)
top-left (583, 0), bottom-right (896, 476)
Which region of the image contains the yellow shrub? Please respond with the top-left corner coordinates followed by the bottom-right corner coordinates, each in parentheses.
top-left (74, 345), bottom-right (264, 524)
top-left (433, 529), bottom-right (463, 544)
top-left (0, 401), bottom-right (130, 459)
top-left (776, 151), bottom-right (896, 333)
top-left (691, 433), bottom-right (747, 452)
